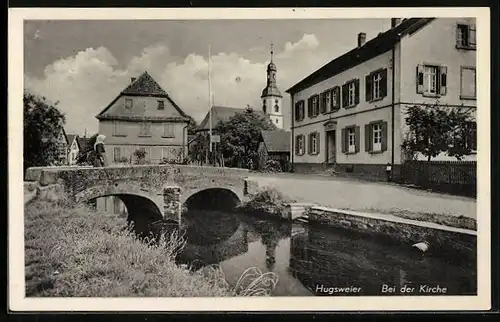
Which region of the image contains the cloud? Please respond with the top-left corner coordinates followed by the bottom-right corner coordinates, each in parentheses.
top-left (25, 34), bottom-right (329, 135)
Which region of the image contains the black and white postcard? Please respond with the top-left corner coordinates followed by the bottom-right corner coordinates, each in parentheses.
top-left (9, 7), bottom-right (491, 312)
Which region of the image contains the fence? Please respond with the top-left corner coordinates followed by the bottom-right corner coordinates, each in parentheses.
top-left (399, 160), bottom-right (477, 198)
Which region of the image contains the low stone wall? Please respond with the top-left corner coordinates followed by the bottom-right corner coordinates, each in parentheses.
top-left (307, 206), bottom-right (476, 264)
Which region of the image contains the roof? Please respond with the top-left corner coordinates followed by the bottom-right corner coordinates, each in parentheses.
top-left (121, 71), bottom-right (168, 96)
top-left (76, 136), bottom-right (90, 150)
top-left (66, 134), bottom-right (77, 145)
top-left (260, 130), bottom-right (290, 153)
top-left (187, 135), bottom-right (197, 145)
top-left (261, 84), bottom-right (282, 98)
top-left (95, 71), bottom-right (190, 122)
top-left (197, 106), bottom-right (267, 131)
top-left (286, 18), bottom-right (435, 94)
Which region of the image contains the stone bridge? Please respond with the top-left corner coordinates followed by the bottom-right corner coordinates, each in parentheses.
top-left (24, 164), bottom-right (260, 225)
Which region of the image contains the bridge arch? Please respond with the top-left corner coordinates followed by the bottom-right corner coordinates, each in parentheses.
top-left (74, 185), bottom-right (164, 236)
top-left (182, 187), bottom-right (241, 212)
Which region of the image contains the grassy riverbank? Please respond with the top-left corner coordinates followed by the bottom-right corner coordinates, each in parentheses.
top-left (25, 199), bottom-right (261, 297)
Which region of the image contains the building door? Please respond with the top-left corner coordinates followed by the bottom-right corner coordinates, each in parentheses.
top-left (325, 130), bottom-right (336, 165)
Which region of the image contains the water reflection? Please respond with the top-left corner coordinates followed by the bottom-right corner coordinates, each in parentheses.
top-left (167, 209), bottom-right (476, 296)
top-left (289, 224), bottom-right (477, 296)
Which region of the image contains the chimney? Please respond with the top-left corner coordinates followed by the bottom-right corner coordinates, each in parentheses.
top-left (131, 77), bottom-right (136, 83)
top-left (391, 18), bottom-right (402, 28)
top-left (357, 32), bottom-right (366, 48)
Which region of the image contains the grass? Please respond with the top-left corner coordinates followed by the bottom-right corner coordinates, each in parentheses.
top-left (24, 199), bottom-right (278, 297)
top-left (352, 207), bottom-right (477, 231)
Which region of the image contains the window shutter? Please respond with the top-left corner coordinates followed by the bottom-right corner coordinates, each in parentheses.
top-left (307, 97), bottom-right (312, 117)
top-left (365, 74), bottom-right (373, 101)
top-left (439, 66), bottom-right (448, 96)
top-left (341, 84), bottom-right (348, 108)
top-left (365, 124), bottom-right (371, 152)
top-left (341, 128), bottom-right (347, 153)
top-left (381, 69), bottom-right (388, 98)
top-left (316, 132), bottom-right (321, 155)
top-left (355, 126), bottom-right (360, 153)
top-left (354, 79), bottom-right (360, 105)
top-left (295, 136), bottom-right (300, 155)
top-left (469, 24), bottom-right (476, 46)
top-left (416, 64), bottom-right (424, 94)
top-left (301, 102), bottom-right (305, 121)
top-left (308, 134), bottom-right (312, 154)
top-left (294, 102), bottom-right (299, 121)
top-left (381, 121), bottom-right (388, 152)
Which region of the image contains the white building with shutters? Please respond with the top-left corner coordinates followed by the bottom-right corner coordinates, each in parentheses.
top-left (286, 17), bottom-right (477, 179)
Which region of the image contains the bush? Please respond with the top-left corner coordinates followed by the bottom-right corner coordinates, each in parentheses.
top-left (261, 159), bottom-right (282, 173)
top-left (238, 187), bottom-right (296, 219)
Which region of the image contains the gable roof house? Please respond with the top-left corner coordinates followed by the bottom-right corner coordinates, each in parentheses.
top-left (257, 130), bottom-right (291, 171)
top-left (95, 71), bottom-right (192, 164)
top-left (286, 18), bottom-right (477, 180)
top-left (54, 127), bottom-right (70, 165)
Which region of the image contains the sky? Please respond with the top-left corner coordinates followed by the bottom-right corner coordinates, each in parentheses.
top-left (24, 19), bottom-right (392, 135)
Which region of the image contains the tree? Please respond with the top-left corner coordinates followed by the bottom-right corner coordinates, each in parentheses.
top-left (217, 107), bottom-right (276, 168)
top-left (186, 115), bottom-right (198, 135)
top-left (401, 103), bottom-right (475, 161)
top-left (133, 148), bottom-right (148, 164)
top-left (23, 91), bottom-right (66, 172)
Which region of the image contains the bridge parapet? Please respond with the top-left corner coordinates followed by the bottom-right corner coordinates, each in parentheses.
top-left (25, 164), bottom-right (258, 222)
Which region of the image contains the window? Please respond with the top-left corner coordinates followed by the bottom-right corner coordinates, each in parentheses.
top-left (416, 64), bottom-right (447, 96)
top-left (308, 95), bottom-right (320, 117)
top-left (263, 102), bottom-right (267, 114)
top-left (330, 86), bottom-right (341, 111)
top-left (157, 100), bottom-right (165, 110)
top-left (274, 104), bottom-right (279, 113)
top-left (341, 79), bottom-right (359, 108)
top-left (125, 99), bottom-right (133, 109)
top-left (372, 123), bottom-right (382, 152)
top-left (342, 126), bottom-right (359, 154)
top-left (460, 67), bottom-right (476, 99)
top-left (424, 65), bottom-right (438, 94)
top-left (308, 132), bottom-right (320, 155)
top-left (275, 119), bottom-right (278, 124)
top-left (348, 128), bottom-right (356, 153)
top-left (162, 147), bottom-right (176, 160)
top-left (295, 135), bottom-right (305, 155)
top-left (139, 122), bottom-right (152, 136)
top-left (456, 24), bottom-right (476, 49)
top-left (366, 69), bottom-right (388, 101)
top-left (113, 147), bottom-right (121, 162)
top-left (365, 121), bottom-right (388, 153)
top-left (275, 99), bottom-right (279, 104)
top-left (163, 123), bottom-right (175, 138)
top-left (113, 121), bottom-right (126, 136)
top-left (294, 100), bottom-right (305, 121)
top-left (324, 91), bottom-right (331, 111)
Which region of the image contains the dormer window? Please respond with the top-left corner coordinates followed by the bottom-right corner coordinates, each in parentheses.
top-left (157, 100), bottom-right (165, 110)
top-left (125, 99), bottom-right (133, 109)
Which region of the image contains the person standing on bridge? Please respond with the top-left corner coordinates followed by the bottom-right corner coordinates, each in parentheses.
top-left (93, 134), bottom-right (108, 167)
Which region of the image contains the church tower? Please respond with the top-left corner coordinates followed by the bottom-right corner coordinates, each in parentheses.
top-left (261, 44), bottom-right (283, 129)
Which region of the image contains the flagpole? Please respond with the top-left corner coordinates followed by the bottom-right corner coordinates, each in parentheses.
top-left (208, 44), bottom-right (213, 154)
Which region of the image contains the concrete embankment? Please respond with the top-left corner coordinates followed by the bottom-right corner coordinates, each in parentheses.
top-left (306, 206), bottom-right (476, 263)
